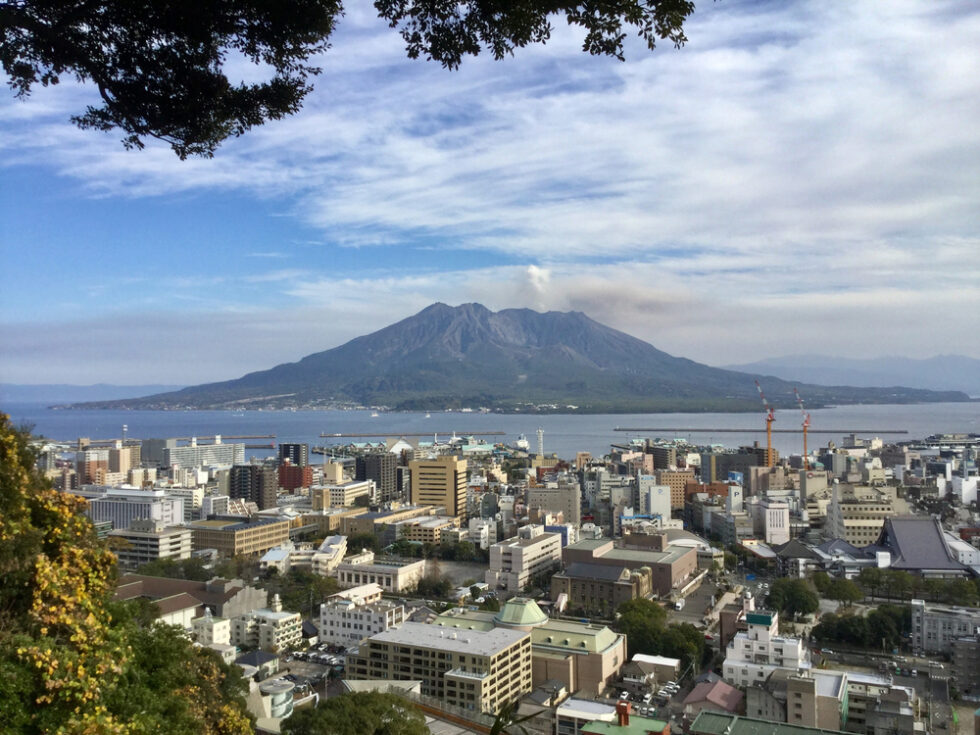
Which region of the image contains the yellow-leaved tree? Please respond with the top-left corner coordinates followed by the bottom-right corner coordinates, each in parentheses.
top-left (0, 414), bottom-right (253, 735)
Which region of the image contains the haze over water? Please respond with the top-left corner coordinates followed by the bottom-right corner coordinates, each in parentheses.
top-left (7, 402), bottom-right (977, 460)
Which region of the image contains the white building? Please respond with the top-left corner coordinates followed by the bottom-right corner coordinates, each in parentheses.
top-left (163, 437), bottom-right (245, 468)
top-left (335, 553), bottom-right (426, 593)
top-left (107, 518), bottom-right (192, 569)
top-left (76, 485), bottom-right (185, 530)
top-left (485, 525), bottom-right (563, 594)
top-left (193, 610), bottom-right (231, 646)
top-left (232, 594), bottom-right (302, 652)
top-left (911, 598), bottom-right (980, 654)
top-left (319, 596), bottom-right (405, 647)
top-left (468, 518), bottom-right (499, 550)
top-left (637, 477), bottom-right (672, 521)
top-left (723, 607), bottom-right (809, 687)
top-left (761, 500), bottom-right (791, 546)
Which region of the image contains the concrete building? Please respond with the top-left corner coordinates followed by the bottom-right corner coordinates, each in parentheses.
top-left (107, 518), bottom-right (192, 569)
top-left (229, 464), bottom-right (279, 510)
top-left (115, 574), bottom-right (268, 620)
top-left (745, 670), bottom-right (847, 731)
top-left (486, 526), bottom-right (563, 594)
top-left (277, 443), bottom-right (309, 467)
top-left (75, 449), bottom-right (109, 485)
top-left (74, 485), bottom-right (185, 530)
top-left (346, 621), bottom-right (533, 714)
top-left (550, 563), bottom-right (653, 619)
top-left (560, 535), bottom-right (697, 598)
top-left (310, 479), bottom-right (374, 508)
top-left (335, 553), bottom-right (426, 593)
top-left (637, 477), bottom-right (672, 521)
top-left (278, 462), bottom-right (313, 491)
top-left (690, 711), bottom-right (848, 735)
top-left (910, 598), bottom-right (980, 654)
top-left (319, 596), bottom-right (405, 647)
top-left (393, 515), bottom-right (461, 544)
top-left (192, 610), bottom-right (236, 662)
top-left (356, 452), bottom-right (398, 503)
top-left (188, 517), bottom-right (291, 557)
top-left (824, 484), bottom-right (895, 547)
top-left (657, 468), bottom-right (697, 510)
top-left (528, 476), bottom-right (583, 528)
top-left (722, 609), bottom-right (810, 687)
top-left (163, 438), bottom-right (245, 469)
top-left (410, 456), bottom-right (468, 521)
top-left (433, 598), bottom-right (628, 697)
top-left (844, 672), bottom-right (922, 735)
top-left (231, 594), bottom-right (302, 652)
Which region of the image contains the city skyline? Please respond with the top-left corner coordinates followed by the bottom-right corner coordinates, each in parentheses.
top-left (2, 0), bottom-right (978, 385)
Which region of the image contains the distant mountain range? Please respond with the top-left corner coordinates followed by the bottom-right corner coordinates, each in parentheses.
top-left (723, 355), bottom-right (980, 398)
top-left (68, 303), bottom-right (971, 412)
top-left (1, 383), bottom-right (185, 404)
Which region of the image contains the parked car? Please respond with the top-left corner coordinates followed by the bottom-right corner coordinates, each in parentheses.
top-left (642, 693), bottom-right (653, 704)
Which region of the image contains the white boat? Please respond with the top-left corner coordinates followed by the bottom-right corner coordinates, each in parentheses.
top-left (513, 434), bottom-right (530, 451)
top-left (370, 411), bottom-right (379, 418)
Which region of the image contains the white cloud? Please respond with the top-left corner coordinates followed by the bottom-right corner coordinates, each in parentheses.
top-left (1, 1), bottom-right (978, 382)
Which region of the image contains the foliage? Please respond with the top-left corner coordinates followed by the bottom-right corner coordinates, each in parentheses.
top-left (137, 556), bottom-right (213, 581)
top-left (488, 698), bottom-right (538, 735)
top-left (348, 532), bottom-right (382, 554)
top-left (0, 414), bottom-right (252, 734)
top-left (811, 604), bottom-right (910, 651)
top-left (811, 571), bottom-right (832, 595)
top-left (102, 610), bottom-right (252, 734)
top-left (825, 578), bottom-right (863, 607)
top-left (616, 598), bottom-right (704, 669)
top-left (415, 575), bottom-right (453, 599)
top-left (389, 538), bottom-right (424, 558)
top-left (261, 568), bottom-right (340, 617)
top-left (282, 691), bottom-right (427, 735)
top-left (480, 597), bottom-right (501, 612)
top-left (2, 0), bottom-right (695, 157)
top-left (766, 579), bottom-right (819, 618)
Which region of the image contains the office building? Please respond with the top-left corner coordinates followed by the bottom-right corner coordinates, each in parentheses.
top-left (74, 486), bottom-right (185, 530)
top-left (486, 526), bottom-right (563, 594)
top-left (319, 596), bottom-right (405, 647)
top-left (527, 476), bottom-right (582, 528)
top-left (410, 456), bottom-right (468, 521)
top-left (560, 535), bottom-right (697, 598)
top-left (335, 552), bottom-right (426, 593)
top-left (107, 519), bottom-right (193, 569)
top-left (656, 468), bottom-right (696, 510)
top-left (356, 452), bottom-right (398, 503)
top-left (188, 517), bottom-right (290, 557)
top-left (910, 598), bottom-right (980, 654)
top-left (277, 443), bottom-right (309, 467)
top-left (75, 449), bottom-right (109, 485)
top-left (346, 622), bottom-right (533, 714)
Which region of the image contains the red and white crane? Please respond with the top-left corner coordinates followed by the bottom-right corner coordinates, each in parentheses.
top-left (794, 388), bottom-right (811, 470)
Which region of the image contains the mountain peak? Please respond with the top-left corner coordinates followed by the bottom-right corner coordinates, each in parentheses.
top-left (74, 304), bottom-right (972, 412)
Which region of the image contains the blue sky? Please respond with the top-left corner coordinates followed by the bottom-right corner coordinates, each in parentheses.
top-left (1, 0), bottom-right (978, 384)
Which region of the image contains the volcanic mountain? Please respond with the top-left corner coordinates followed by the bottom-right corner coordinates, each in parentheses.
top-left (77, 303), bottom-right (970, 412)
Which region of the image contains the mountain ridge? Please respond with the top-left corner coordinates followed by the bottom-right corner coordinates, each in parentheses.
top-left (68, 303), bottom-right (972, 412)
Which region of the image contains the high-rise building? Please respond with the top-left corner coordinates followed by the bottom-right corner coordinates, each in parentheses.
top-left (410, 456), bottom-right (468, 521)
top-left (277, 443), bottom-right (309, 467)
top-left (76, 449), bottom-right (109, 485)
top-left (229, 465), bottom-right (279, 510)
top-left (356, 452), bottom-right (398, 503)
top-left (162, 438), bottom-right (245, 469)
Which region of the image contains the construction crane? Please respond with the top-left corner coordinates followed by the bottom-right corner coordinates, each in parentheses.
top-left (794, 388), bottom-right (811, 470)
top-left (754, 380), bottom-right (776, 468)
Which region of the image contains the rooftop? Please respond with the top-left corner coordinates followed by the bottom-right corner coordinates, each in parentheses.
top-left (582, 713), bottom-right (668, 735)
top-left (366, 621), bottom-right (529, 657)
top-left (691, 712), bottom-right (849, 735)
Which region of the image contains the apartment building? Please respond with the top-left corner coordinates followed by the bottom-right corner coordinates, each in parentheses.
top-left (188, 517), bottom-right (290, 557)
top-left (319, 596), bottom-right (405, 646)
top-left (346, 622), bottom-right (533, 714)
top-left (486, 526), bottom-right (563, 594)
top-left (722, 609), bottom-right (810, 687)
top-left (231, 594), bottom-right (302, 652)
top-left (162, 438), bottom-right (245, 468)
top-left (356, 452), bottom-right (398, 503)
top-left (745, 670), bottom-right (848, 731)
top-left (107, 518), bottom-right (192, 569)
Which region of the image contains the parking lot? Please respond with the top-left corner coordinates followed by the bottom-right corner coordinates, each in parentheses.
top-left (277, 644), bottom-right (347, 699)
top-left (669, 580), bottom-right (723, 626)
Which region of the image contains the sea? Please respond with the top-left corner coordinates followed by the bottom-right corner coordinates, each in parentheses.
top-left (4, 401), bottom-right (978, 459)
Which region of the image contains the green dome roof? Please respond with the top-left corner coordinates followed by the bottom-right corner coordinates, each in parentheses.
top-left (493, 598), bottom-right (549, 628)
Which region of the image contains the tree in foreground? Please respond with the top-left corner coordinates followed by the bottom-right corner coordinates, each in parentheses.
top-left (0, 415), bottom-right (252, 735)
top-left (283, 691), bottom-right (427, 735)
top-left (1, 0), bottom-right (696, 158)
